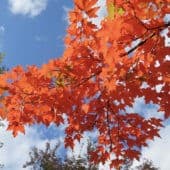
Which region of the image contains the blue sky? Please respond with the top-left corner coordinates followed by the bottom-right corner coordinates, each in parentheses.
top-left (0, 1), bottom-right (103, 169)
top-left (0, 0), bottom-right (73, 68)
top-left (0, 0), bottom-right (74, 169)
top-left (0, 0), bottom-right (170, 170)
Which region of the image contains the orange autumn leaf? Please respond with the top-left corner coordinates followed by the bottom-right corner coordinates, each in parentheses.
top-left (81, 104), bottom-right (89, 113)
top-left (0, 0), bottom-right (169, 169)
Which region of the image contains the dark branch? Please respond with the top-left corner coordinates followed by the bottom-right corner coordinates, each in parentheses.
top-left (120, 22), bottom-right (170, 57)
top-left (106, 100), bottom-right (113, 151)
top-left (120, 32), bottom-right (156, 57)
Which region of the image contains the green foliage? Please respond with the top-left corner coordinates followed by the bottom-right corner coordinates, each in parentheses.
top-left (120, 158), bottom-right (160, 170)
top-left (0, 52), bottom-right (7, 74)
top-left (0, 52), bottom-right (5, 63)
top-left (134, 159), bottom-right (160, 170)
top-left (107, 3), bottom-right (125, 19)
top-left (23, 142), bottom-right (62, 170)
top-left (23, 141), bottom-right (98, 170)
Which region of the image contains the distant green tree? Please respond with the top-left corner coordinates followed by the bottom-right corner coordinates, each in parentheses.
top-left (23, 142), bottom-right (62, 170)
top-left (0, 52), bottom-right (7, 74)
top-left (134, 159), bottom-right (160, 170)
top-left (23, 141), bottom-right (98, 170)
top-left (63, 141), bottom-right (98, 170)
top-left (120, 158), bottom-right (160, 170)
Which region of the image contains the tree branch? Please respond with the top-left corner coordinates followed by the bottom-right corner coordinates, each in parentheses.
top-left (106, 100), bottom-right (113, 151)
top-left (120, 21), bottom-right (170, 57)
top-left (120, 32), bottom-right (156, 57)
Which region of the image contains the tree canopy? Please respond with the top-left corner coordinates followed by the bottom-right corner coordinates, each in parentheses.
top-left (23, 141), bottom-right (98, 170)
top-left (0, 0), bottom-right (169, 169)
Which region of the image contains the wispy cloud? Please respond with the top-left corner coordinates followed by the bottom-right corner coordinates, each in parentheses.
top-left (8, 0), bottom-right (48, 17)
top-left (0, 25), bottom-right (5, 50)
top-left (0, 26), bottom-right (5, 33)
top-left (62, 6), bottom-right (71, 24)
top-left (35, 35), bottom-right (47, 42)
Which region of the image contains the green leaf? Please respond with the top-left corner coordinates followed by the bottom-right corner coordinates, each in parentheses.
top-left (107, 3), bottom-right (115, 19)
top-left (107, 3), bottom-right (125, 19)
top-left (118, 8), bottom-right (125, 15)
top-left (0, 52), bottom-right (5, 64)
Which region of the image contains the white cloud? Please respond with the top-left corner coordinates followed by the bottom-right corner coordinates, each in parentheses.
top-left (132, 125), bottom-right (170, 170)
top-left (8, 0), bottom-right (48, 17)
top-left (0, 121), bottom-right (62, 170)
top-left (126, 97), bottom-right (164, 119)
top-left (126, 98), bottom-right (170, 169)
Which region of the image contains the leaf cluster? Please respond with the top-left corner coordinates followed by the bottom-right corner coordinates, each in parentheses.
top-left (0, 0), bottom-right (169, 169)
